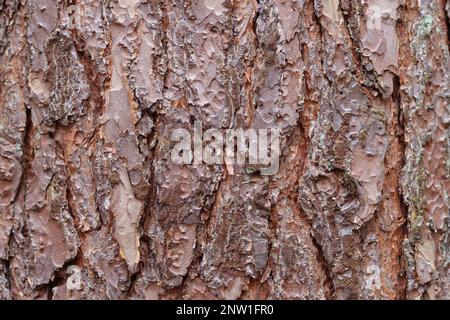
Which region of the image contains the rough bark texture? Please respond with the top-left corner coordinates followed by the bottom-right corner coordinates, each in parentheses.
top-left (0, 0), bottom-right (449, 300)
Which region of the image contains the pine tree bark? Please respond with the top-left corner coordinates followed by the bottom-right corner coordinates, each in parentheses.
top-left (0, 0), bottom-right (449, 300)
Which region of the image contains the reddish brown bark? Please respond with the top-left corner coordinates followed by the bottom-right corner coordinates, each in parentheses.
top-left (0, 0), bottom-right (448, 300)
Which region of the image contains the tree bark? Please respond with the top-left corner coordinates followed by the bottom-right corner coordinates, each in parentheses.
top-left (0, 0), bottom-right (449, 300)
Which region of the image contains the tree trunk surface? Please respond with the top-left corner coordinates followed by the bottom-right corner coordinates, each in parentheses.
top-left (0, 0), bottom-right (449, 300)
